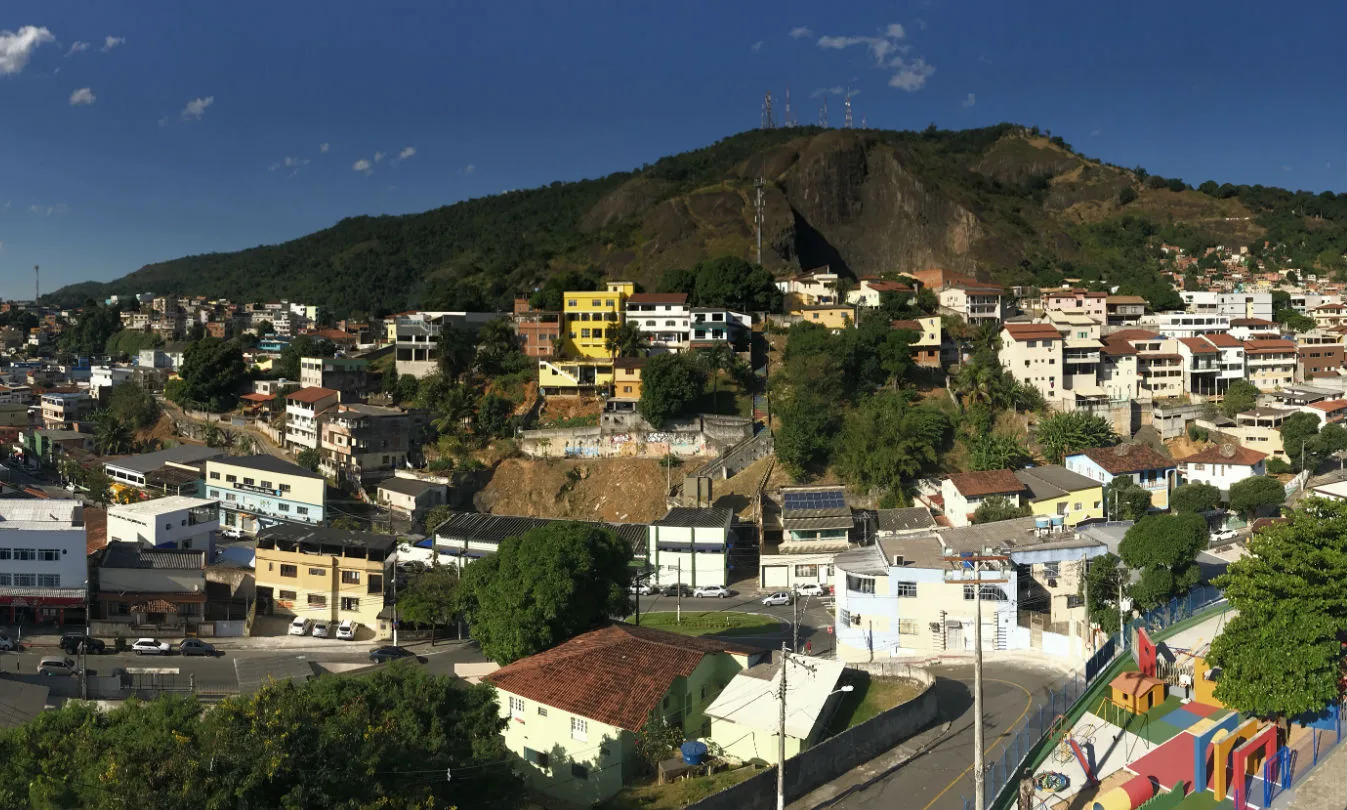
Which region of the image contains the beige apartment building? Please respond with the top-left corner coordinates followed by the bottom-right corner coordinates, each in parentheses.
top-left (1244, 339), bottom-right (1297, 391)
top-left (1000, 323), bottom-right (1064, 402)
top-left (254, 523), bottom-right (394, 637)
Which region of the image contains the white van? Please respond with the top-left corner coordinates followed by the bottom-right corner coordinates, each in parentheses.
top-left (337, 620), bottom-right (359, 640)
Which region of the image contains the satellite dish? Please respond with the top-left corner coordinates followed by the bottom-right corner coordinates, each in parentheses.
top-left (1220, 443), bottom-right (1237, 458)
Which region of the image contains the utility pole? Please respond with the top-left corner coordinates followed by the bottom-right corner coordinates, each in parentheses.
top-left (1118, 578), bottom-right (1126, 651)
top-left (392, 547), bottom-right (399, 646)
top-left (676, 559), bottom-right (682, 625)
top-left (1082, 552), bottom-right (1092, 655)
top-left (754, 177), bottom-right (765, 266)
top-left (776, 642), bottom-right (788, 810)
top-left (792, 594), bottom-right (798, 651)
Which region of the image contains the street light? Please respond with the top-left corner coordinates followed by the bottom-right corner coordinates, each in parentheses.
top-left (776, 646), bottom-right (854, 810)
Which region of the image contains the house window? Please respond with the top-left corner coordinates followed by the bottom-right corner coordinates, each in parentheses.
top-left (524, 747), bottom-right (549, 767)
top-left (0, 549), bottom-right (9, 560)
top-left (571, 763), bottom-right (589, 780)
top-left (308, 594), bottom-right (327, 608)
top-left (899, 619), bottom-right (919, 635)
top-left (225, 494), bottom-right (236, 502)
top-left (280, 564), bottom-right (297, 578)
top-left (280, 484), bottom-right (291, 493)
top-left (226, 475), bottom-right (237, 483)
top-left (963, 584), bottom-right (1008, 601)
top-left (279, 503), bottom-right (290, 512)
top-left (0, 574), bottom-right (12, 586)
top-left (342, 571), bottom-right (360, 584)
top-left (296, 507), bottom-right (309, 515)
top-left (243, 478), bottom-right (255, 486)
top-left (13, 574), bottom-right (34, 587)
top-left (308, 567), bottom-right (325, 577)
top-left (368, 574), bottom-right (383, 594)
top-left (37, 574), bottom-right (59, 588)
top-left (509, 696), bottom-right (525, 718)
top-left (341, 597), bottom-right (360, 611)
top-left (537, 706), bottom-right (548, 717)
top-left (260, 481), bottom-right (272, 489)
top-left (571, 717), bottom-right (588, 741)
top-left (38, 549), bottom-right (59, 561)
top-left (209, 472), bottom-right (220, 480)
top-left (278, 590), bottom-right (297, 600)
top-left (846, 574), bottom-right (875, 594)
top-left (895, 581), bottom-right (917, 598)
top-left (12, 549), bottom-right (34, 561)
top-left (794, 564), bottom-right (818, 578)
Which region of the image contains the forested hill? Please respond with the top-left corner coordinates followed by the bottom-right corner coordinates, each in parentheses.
top-left (47, 124), bottom-right (1347, 316)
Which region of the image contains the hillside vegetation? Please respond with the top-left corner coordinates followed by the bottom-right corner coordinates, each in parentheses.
top-left (48, 124), bottom-right (1347, 315)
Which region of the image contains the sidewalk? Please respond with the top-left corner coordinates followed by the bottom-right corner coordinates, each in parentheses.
top-left (10, 625), bottom-right (473, 653)
top-left (787, 721), bottom-right (953, 810)
top-left (1280, 740), bottom-right (1347, 810)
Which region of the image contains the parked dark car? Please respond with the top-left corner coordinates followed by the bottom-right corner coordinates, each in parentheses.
top-left (661, 583), bottom-right (693, 597)
top-left (59, 634), bottom-right (105, 655)
top-left (369, 646), bottom-right (421, 664)
top-left (178, 639), bottom-right (219, 657)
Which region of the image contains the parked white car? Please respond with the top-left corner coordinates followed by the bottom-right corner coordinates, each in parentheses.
top-left (337, 620), bottom-right (359, 640)
top-left (694, 586), bottom-right (732, 598)
top-left (37, 657), bottom-right (78, 676)
top-left (1209, 528), bottom-right (1238, 543)
top-left (795, 583), bottom-right (826, 597)
top-left (0, 634), bottom-right (16, 652)
top-left (760, 591), bottom-right (793, 606)
top-left (130, 638), bottom-right (171, 655)
top-left (288, 617), bottom-right (314, 636)
top-left (312, 621), bottom-right (331, 639)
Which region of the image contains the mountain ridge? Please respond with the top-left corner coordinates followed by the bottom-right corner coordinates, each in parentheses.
top-left (46, 123), bottom-right (1344, 315)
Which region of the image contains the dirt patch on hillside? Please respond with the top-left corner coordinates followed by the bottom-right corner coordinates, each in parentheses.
top-left (536, 397), bottom-right (603, 426)
top-left (136, 412), bottom-right (181, 450)
top-left (708, 455), bottom-right (785, 518)
top-left (474, 458), bottom-right (677, 523)
top-left (1165, 435), bottom-right (1205, 459)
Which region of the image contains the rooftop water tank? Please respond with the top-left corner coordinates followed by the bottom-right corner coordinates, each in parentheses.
top-left (680, 740), bottom-right (708, 766)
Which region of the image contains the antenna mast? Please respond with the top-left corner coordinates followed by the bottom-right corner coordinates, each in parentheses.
top-left (818, 98), bottom-right (828, 128)
top-left (34, 265), bottom-right (39, 303)
top-left (844, 90), bottom-right (853, 129)
top-left (783, 88), bottom-right (794, 127)
top-left (761, 91), bottom-right (775, 129)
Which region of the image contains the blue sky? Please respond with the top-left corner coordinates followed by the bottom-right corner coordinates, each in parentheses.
top-left (1, 0), bottom-right (1343, 300)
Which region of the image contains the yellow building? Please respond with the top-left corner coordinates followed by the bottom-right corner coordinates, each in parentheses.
top-left (538, 359), bottom-right (614, 397)
top-left (792, 305), bottom-right (856, 330)
top-left (562, 281), bottom-right (635, 358)
top-left (253, 523), bottom-right (393, 638)
top-left (486, 624), bottom-right (767, 805)
top-left (1013, 465), bottom-right (1105, 526)
top-left (612, 358), bottom-right (645, 400)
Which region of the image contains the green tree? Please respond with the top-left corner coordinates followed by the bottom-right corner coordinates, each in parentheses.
top-left (173, 338), bottom-right (247, 412)
top-left (1034, 411), bottom-right (1120, 464)
top-left (1117, 187), bottom-right (1137, 206)
top-left (638, 353), bottom-right (705, 426)
top-left (774, 389), bottom-right (841, 477)
top-left (660, 256), bottom-right (783, 312)
top-left (103, 382), bottom-right (160, 431)
top-left (965, 432), bottom-right (1033, 471)
top-left (58, 300), bottom-right (123, 356)
top-left (1219, 379), bottom-right (1259, 418)
top-left (92, 412), bottom-right (134, 456)
top-left (475, 318), bottom-right (529, 376)
top-left (1119, 513), bottom-right (1206, 610)
top-left (697, 342), bottom-right (735, 408)
top-left (397, 564), bottom-right (461, 643)
top-left (1103, 477), bottom-right (1153, 521)
top-left (834, 394), bottom-right (954, 493)
top-left (1228, 475), bottom-right (1285, 518)
top-left (633, 709), bottom-right (686, 773)
top-left (529, 268), bottom-right (602, 312)
top-left (971, 495), bottom-right (1032, 524)
top-left (423, 504), bottom-right (455, 534)
top-left (1210, 499), bottom-right (1347, 733)
top-left (1082, 552), bottom-right (1126, 636)
top-left (394, 373), bottom-right (421, 404)
top-left (295, 448), bottom-right (321, 472)
top-left (604, 320), bottom-right (648, 359)
top-left (1170, 482), bottom-right (1220, 513)
top-left (1318, 422), bottom-right (1347, 457)
top-left (457, 521), bottom-right (633, 664)
top-left (1279, 412), bottom-right (1322, 470)
top-left (436, 325), bottom-right (477, 382)
top-left (85, 468), bottom-right (113, 505)
top-left (254, 319), bottom-right (275, 336)
top-left (475, 393), bottom-right (515, 438)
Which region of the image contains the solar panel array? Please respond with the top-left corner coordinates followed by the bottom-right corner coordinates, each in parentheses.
top-left (782, 489), bottom-right (848, 511)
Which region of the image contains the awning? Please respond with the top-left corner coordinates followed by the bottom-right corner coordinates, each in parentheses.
top-left (97, 592), bottom-right (206, 604)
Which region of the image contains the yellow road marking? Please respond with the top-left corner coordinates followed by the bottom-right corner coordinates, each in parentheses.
top-left (917, 678), bottom-right (1035, 810)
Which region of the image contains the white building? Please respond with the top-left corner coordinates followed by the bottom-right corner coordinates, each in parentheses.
top-left (0, 500), bottom-right (88, 625)
top-left (939, 470), bottom-right (1025, 528)
top-left (645, 507), bottom-right (734, 589)
top-left (624, 293), bottom-right (690, 353)
top-left (999, 323), bottom-right (1064, 404)
top-left (90, 366), bottom-right (135, 399)
top-left (847, 278), bottom-right (914, 308)
top-left (284, 387), bottom-right (340, 451)
top-left (1140, 312), bottom-right (1231, 341)
top-left (1176, 445), bottom-right (1267, 494)
top-left (107, 496), bottom-right (220, 552)
top-left (1180, 291), bottom-right (1273, 321)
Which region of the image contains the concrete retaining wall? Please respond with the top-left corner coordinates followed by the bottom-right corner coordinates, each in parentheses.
top-left (686, 665), bottom-right (938, 810)
top-left (518, 415), bottom-right (753, 460)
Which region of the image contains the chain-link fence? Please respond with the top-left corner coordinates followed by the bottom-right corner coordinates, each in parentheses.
top-left (961, 584), bottom-right (1227, 810)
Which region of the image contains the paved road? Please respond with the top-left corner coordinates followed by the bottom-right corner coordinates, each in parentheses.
top-left (827, 661), bottom-right (1066, 810)
top-left (630, 590), bottom-right (834, 651)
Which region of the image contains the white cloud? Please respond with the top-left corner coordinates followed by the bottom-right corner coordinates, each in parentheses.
top-left (463, 163), bottom-right (476, 175)
top-left (319, 142), bottom-right (330, 153)
top-left (397, 146), bottom-right (416, 160)
top-left (352, 158), bottom-right (372, 174)
top-left (373, 151), bottom-right (386, 163)
top-left (66, 41), bottom-right (89, 56)
top-left (101, 35), bottom-right (124, 52)
top-left (789, 26), bottom-right (813, 39)
top-left (888, 57), bottom-right (935, 91)
top-left (750, 40), bottom-right (763, 53)
top-left (180, 96), bottom-right (214, 120)
top-left (69, 87), bottom-right (95, 106)
top-left (28, 203), bottom-right (69, 216)
top-left (960, 92), bottom-right (975, 108)
top-left (810, 86), bottom-right (856, 99)
top-left (1090, 129), bottom-right (1101, 137)
top-left (884, 24), bottom-right (906, 39)
top-left (269, 156), bottom-right (309, 172)
top-left (0, 26), bottom-right (55, 76)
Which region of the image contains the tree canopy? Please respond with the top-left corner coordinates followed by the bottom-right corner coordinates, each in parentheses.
top-left (834, 393), bottom-right (954, 494)
top-left (965, 432), bottom-right (1033, 471)
top-left (638, 353), bottom-right (706, 426)
top-left (1170, 482), bottom-right (1220, 514)
top-left (397, 564), bottom-right (461, 641)
top-left (1118, 513), bottom-right (1206, 610)
top-left (102, 382), bottom-right (160, 431)
top-left (1219, 380), bottom-right (1259, 418)
top-left (1035, 411), bottom-right (1120, 464)
top-left (169, 338), bottom-right (247, 412)
top-left (1228, 475), bottom-right (1285, 518)
top-left (658, 256), bottom-right (783, 313)
top-left (457, 521), bottom-right (633, 664)
top-left (1082, 552), bottom-right (1126, 636)
top-left (275, 334), bottom-right (335, 380)
top-left (971, 495), bottom-right (1032, 524)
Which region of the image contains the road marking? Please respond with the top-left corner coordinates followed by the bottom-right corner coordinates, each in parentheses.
top-left (916, 677), bottom-right (1034, 810)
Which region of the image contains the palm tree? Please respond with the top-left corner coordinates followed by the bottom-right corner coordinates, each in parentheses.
top-left (93, 413), bottom-right (133, 456)
top-left (699, 343), bottom-right (735, 410)
top-left (605, 321), bottom-right (647, 359)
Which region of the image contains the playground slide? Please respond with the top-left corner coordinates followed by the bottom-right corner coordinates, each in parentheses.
top-left (1090, 775), bottom-right (1155, 810)
top-left (1069, 737), bottom-right (1097, 786)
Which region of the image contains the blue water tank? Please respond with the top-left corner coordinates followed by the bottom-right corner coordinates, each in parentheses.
top-left (681, 740), bottom-right (708, 765)
top-left (1034, 516), bottom-right (1052, 530)
top-left (1050, 515), bottom-right (1065, 527)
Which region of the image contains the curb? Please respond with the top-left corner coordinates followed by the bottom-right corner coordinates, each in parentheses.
top-left (790, 721), bottom-right (955, 810)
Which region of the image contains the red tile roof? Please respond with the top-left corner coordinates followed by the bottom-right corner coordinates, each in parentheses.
top-left (84, 506), bottom-right (106, 556)
top-left (239, 393), bottom-right (276, 403)
top-left (891, 319), bottom-right (923, 332)
top-left (1177, 337), bottom-right (1219, 354)
top-left (1003, 324), bottom-right (1063, 341)
top-left (1107, 329), bottom-right (1162, 343)
top-left (285, 386), bottom-right (340, 403)
top-left (946, 469), bottom-right (1024, 498)
top-left (1204, 333), bottom-right (1243, 348)
top-left (1045, 288), bottom-right (1106, 299)
top-left (485, 624), bottom-right (761, 732)
top-left (1179, 444), bottom-right (1267, 467)
top-left (1243, 339), bottom-right (1297, 354)
top-left (863, 280), bottom-right (913, 293)
top-left (1307, 399), bottom-right (1347, 412)
top-left (1075, 444), bottom-right (1175, 474)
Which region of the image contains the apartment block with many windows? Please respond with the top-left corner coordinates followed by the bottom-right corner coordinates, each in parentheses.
top-left (205, 455), bottom-right (326, 535)
top-left (254, 523), bottom-right (393, 637)
top-left (0, 500), bottom-right (87, 625)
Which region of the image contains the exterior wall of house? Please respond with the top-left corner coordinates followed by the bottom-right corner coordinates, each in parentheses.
top-left (0, 527), bottom-right (87, 595)
top-left (107, 502), bottom-right (218, 550)
top-left (205, 460), bottom-right (326, 533)
top-left (285, 391), bottom-right (340, 451)
top-left (613, 367), bottom-right (642, 400)
top-left (646, 524), bottom-right (728, 588)
top-left (1064, 456), bottom-right (1174, 510)
top-left (758, 552), bottom-right (836, 591)
top-left (1246, 353), bottom-right (1296, 391)
top-left (1000, 333), bottom-right (1063, 403)
top-left (1027, 487), bottom-right (1104, 526)
top-left (792, 307), bottom-right (854, 330)
top-left (538, 360), bottom-right (614, 396)
top-left (1179, 460), bottom-right (1266, 491)
top-left (497, 687), bottom-right (634, 804)
top-left (517, 319), bottom-right (560, 358)
top-left (99, 566), bottom-right (205, 595)
top-left (561, 284), bottom-right (634, 359)
top-left (254, 544), bottom-right (390, 632)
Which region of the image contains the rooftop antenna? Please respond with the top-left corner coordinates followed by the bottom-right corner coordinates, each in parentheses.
top-left (783, 87), bottom-right (795, 127)
top-left (761, 91), bottom-right (775, 129)
top-left (818, 98), bottom-right (828, 128)
top-left (843, 89), bottom-right (854, 129)
top-left (34, 265), bottom-right (39, 303)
